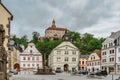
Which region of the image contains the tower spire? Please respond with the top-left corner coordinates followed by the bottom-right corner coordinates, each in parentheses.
top-left (51, 19), bottom-right (56, 28)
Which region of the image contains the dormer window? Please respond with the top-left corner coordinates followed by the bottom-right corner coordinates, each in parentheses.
top-left (30, 50), bottom-right (32, 53)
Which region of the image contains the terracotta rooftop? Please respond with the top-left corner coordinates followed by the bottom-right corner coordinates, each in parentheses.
top-left (46, 27), bottom-right (67, 31)
top-left (46, 20), bottom-right (68, 31)
top-left (93, 49), bottom-right (101, 58)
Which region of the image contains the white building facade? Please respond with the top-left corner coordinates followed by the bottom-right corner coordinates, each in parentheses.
top-left (87, 50), bottom-right (101, 72)
top-left (48, 41), bottom-right (80, 71)
top-left (20, 43), bottom-right (42, 71)
top-left (101, 31), bottom-right (120, 74)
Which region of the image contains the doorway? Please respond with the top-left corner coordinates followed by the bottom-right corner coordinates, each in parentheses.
top-left (64, 64), bottom-right (69, 71)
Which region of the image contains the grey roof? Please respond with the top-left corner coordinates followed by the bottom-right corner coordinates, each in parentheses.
top-left (109, 31), bottom-right (120, 39)
top-left (80, 55), bottom-right (89, 58)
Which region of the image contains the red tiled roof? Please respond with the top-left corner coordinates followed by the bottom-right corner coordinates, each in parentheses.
top-left (46, 27), bottom-right (67, 31)
top-left (93, 49), bottom-right (101, 58)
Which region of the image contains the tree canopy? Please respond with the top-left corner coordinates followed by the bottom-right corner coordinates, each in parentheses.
top-left (11, 31), bottom-right (105, 58)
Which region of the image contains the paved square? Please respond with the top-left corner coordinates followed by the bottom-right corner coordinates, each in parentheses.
top-left (9, 72), bottom-right (120, 80)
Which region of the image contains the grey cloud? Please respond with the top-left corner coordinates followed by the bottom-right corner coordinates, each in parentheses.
top-left (2, 0), bottom-right (120, 39)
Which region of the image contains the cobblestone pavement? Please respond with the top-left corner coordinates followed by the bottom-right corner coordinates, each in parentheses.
top-left (9, 72), bottom-right (120, 80)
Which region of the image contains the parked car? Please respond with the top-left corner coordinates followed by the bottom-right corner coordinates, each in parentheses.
top-left (89, 70), bottom-right (108, 76)
top-left (10, 69), bottom-right (18, 75)
top-left (78, 70), bottom-right (88, 75)
top-left (55, 68), bottom-right (62, 73)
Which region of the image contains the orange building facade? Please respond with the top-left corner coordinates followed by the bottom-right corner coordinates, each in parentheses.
top-left (79, 55), bottom-right (89, 70)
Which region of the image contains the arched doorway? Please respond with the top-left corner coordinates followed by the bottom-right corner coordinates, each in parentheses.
top-left (14, 63), bottom-right (20, 71)
top-left (64, 64), bottom-right (69, 71)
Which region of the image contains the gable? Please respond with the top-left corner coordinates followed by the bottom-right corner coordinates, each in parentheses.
top-left (103, 38), bottom-right (114, 44)
top-left (0, 3), bottom-right (13, 20)
top-left (55, 45), bottom-right (78, 50)
top-left (22, 43), bottom-right (41, 54)
top-left (88, 53), bottom-right (100, 61)
top-left (55, 41), bottom-right (79, 50)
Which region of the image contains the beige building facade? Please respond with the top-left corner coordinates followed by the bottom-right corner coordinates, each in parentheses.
top-left (48, 41), bottom-right (80, 72)
top-left (0, 1), bottom-right (13, 80)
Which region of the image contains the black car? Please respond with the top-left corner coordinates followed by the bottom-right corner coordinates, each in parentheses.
top-left (78, 70), bottom-right (88, 75)
top-left (90, 70), bottom-right (108, 76)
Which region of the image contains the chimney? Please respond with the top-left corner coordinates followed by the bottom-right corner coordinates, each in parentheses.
top-left (111, 32), bottom-right (115, 35)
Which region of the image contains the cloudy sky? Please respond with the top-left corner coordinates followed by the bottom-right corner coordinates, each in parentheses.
top-left (2, 0), bottom-right (120, 40)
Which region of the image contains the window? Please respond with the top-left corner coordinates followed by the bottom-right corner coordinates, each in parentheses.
top-left (28, 57), bottom-right (30, 60)
top-left (30, 46), bottom-right (33, 48)
top-left (110, 57), bottom-right (114, 62)
top-left (112, 50), bottom-right (114, 53)
top-left (65, 57), bottom-right (68, 62)
top-left (28, 64), bottom-right (30, 67)
top-left (98, 62), bottom-right (100, 65)
top-left (109, 43), bottom-right (113, 47)
top-left (30, 50), bottom-right (32, 53)
top-left (110, 50), bottom-right (114, 54)
top-left (57, 57), bottom-right (61, 61)
top-left (23, 57), bottom-right (26, 60)
top-left (36, 57), bottom-right (39, 60)
top-left (102, 59), bottom-right (106, 62)
top-left (57, 51), bottom-right (61, 55)
top-left (65, 51), bottom-right (68, 55)
top-left (95, 62), bottom-right (96, 66)
top-left (91, 55), bottom-right (95, 60)
top-left (87, 63), bottom-right (89, 66)
top-left (118, 48), bottom-right (120, 52)
top-left (32, 57), bottom-right (34, 60)
top-left (110, 50), bottom-right (112, 54)
top-left (32, 64), bottom-right (34, 67)
top-left (118, 57), bottom-right (120, 62)
top-left (23, 64), bottom-right (25, 67)
top-left (72, 51), bottom-right (76, 55)
top-left (72, 58), bottom-right (76, 62)
top-left (102, 52), bottom-right (106, 55)
top-left (37, 64), bottom-right (39, 67)
top-left (82, 61), bottom-right (84, 64)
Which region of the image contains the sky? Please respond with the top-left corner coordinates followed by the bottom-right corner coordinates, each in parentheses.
top-left (2, 0), bottom-right (120, 40)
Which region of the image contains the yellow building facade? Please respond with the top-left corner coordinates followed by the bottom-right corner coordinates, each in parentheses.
top-left (0, 1), bottom-right (13, 80)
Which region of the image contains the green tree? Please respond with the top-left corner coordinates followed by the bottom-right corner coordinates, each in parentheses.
top-left (67, 31), bottom-right (81, 43)
top-left (36, 39), bottom-right (62, 59)
top-left (32, 31), bottom-right (40, 44)
top-left (12, 35), bottom-right (28, 48)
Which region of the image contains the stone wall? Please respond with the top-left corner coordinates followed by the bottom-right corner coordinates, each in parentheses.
top-left (0, 72), bottom-right (3, 80)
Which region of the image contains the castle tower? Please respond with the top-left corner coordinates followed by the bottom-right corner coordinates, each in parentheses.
top-left (51, 19), bottom-right (56, 28)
